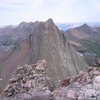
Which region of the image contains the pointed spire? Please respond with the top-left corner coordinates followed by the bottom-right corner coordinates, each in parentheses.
top-left (45, 18), bottom-right (55, 25)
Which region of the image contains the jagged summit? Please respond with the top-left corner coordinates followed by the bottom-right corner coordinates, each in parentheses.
top-left (31, 19), bottom-right (88, 86)
top-left (37, 18), bottom-right (56, 31)
top-left (45, 18), bottom-right (54, 25)
top-left (80, 23), bottom-right (89, 28)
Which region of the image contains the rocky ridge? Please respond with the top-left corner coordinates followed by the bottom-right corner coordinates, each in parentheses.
top-left (1, 59), bottom-right (55, 100)
top-left (0, 19), bottom-right (89, 88)
top-left (0, 59), bottom-right (100, 100)
top-left (65, 24), bottom-right (99, 40)
top-left (31, 19), bottom-right (88, 86)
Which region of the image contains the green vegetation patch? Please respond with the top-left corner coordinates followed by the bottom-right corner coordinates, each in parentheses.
top-left (79, 39), bottom-right (100, 57)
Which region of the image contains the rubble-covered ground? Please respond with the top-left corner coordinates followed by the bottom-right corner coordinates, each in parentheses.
top-left (0, 59), bottom-right (100, 100)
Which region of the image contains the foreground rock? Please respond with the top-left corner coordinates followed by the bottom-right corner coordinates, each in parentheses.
top-left (2, 59), bottom-right (55, 100)
top-left (54, 67), bottom-right (100, 100)
top-left (0, 60), bottom-right (100, 100)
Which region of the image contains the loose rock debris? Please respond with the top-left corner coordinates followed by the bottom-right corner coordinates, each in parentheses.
top-left (0, 60), bottom-right (100, 100)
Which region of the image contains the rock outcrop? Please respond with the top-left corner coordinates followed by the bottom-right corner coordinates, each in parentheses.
top-left (54, 67), bottom-right (100, 100)
top-left (31, 19), bottom-right (88, 86)
top-left (1, 59), bottom-right (55, 100)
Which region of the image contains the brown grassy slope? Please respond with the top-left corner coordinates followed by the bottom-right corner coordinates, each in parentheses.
top-left (0, 38), bottom-right (32, 88)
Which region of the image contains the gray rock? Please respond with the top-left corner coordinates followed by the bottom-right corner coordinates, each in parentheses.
top-left (84, 98), bottom-right (96, 100)
top-left (67, 90), bottom-right (77, 99)
top-left (20, 93), bottom-right (33, 100)
top-left (84, 89), bottom-right (97, 98)
top-left (78, 97), bottom-right (84, 100)
top-left (31, 19), bottom-right (88, 86)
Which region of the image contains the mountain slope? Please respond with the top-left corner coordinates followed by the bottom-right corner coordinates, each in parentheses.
top-left (65, 24), bottom-right (99, 40)
top-left (64, 24), bottom-right (100, 65)
top-left (0, 38), bottom-right (32, 88)
top-left (0, 19), bottom-right (88, 88)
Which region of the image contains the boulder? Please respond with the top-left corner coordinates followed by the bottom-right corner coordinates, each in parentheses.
top-left (96, 58), bottom-right (100, 65)
top-left (60, 77), bottom-right (70, 87)
top-left (9, 77), bottom-right (20, 83)
top-left (93, 76), bottom-right (100, 89)
top-left (20, 93), bottom-right (33, 100)
top-left (84, 89), bottom-right (97, 98)
top-left (67, 90), bottom-right (77, 99)
top-left (24, 80), bottom-right (35, 88)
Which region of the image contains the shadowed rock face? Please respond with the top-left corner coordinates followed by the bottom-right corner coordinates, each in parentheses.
top-left (31, 19), bottom-right (88, 86)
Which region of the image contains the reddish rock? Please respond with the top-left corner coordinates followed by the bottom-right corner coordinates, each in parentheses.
top-left (79, 72), bottom-right (89, 83)
top-left (60, 77), bottom-right (70, 87)
top-left (9, 77), bottom-right (20, 83)
top-left (92, 58), bottom-right (100, 66)
top-left (96, 58), bottom-right (100, 65)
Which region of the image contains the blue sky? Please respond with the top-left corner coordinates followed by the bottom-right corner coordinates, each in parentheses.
top-left (0, 0), bottom-right (100, 26)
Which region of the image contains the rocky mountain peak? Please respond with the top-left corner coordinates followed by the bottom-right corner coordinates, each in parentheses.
top-left (31, 19), bottom-right (88, 86)
top-left (42, 18), bottom-right (56, 30)
top-left (80, 23), bottom-right (92, 30)
top-left (81, 23), bottom-right (89, 27)
top-left (18, 21), bottom-right (27, 28)
top-left (45, 18), bottom-right (54, 24)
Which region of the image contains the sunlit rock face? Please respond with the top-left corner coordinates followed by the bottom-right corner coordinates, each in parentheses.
top-left (31, 19), bottom-right (88, 86)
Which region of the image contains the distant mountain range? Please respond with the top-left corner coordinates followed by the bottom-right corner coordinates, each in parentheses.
top-left (65, 24), bottom-right (100, 40)
top-left (64, 23), bottom-right (100, 65)
top-left (56, 22), bottom-right (100, 30)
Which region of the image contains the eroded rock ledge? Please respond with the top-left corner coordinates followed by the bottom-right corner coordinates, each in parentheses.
top-left (0, 59), bottom-right (100, 100)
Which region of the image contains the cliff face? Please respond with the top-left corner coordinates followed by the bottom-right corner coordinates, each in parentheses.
top-left (31, 19), bottom-right (88, 85)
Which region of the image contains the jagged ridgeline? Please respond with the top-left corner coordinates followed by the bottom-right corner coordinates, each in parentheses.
top-left (31, 19), bottom-right (88, 85)
top-left (0, 19), bottom-right (88, 88)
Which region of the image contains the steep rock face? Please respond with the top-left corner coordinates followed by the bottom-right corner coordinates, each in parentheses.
top-left (31, 19), bottom-right (88, 85)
